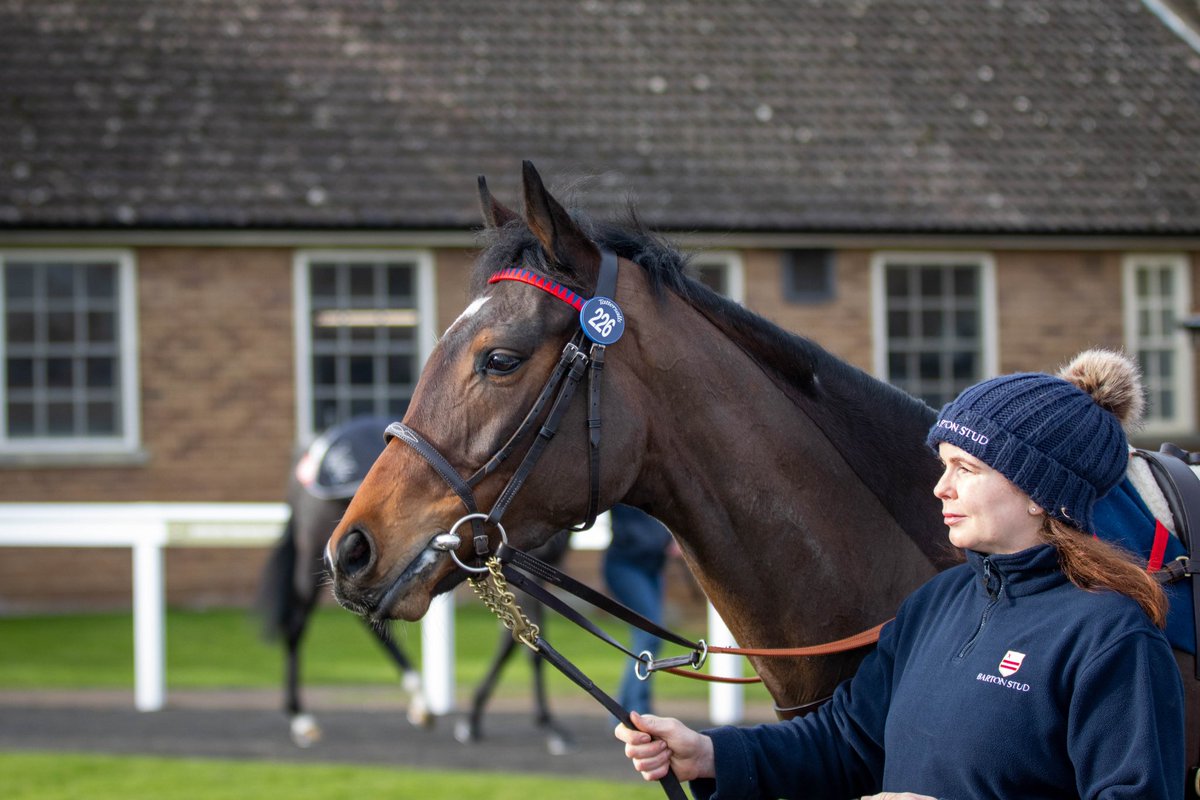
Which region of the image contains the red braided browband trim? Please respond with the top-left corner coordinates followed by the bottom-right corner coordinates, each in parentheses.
top-left (488, 267), bottom-right (585, 311)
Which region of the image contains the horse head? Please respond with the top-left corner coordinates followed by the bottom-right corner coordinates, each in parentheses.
top-left (327, 162), bottom-right (651, 621)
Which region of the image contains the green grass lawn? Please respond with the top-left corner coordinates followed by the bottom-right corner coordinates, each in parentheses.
top-left (0, 601), bottom-right (770, 704)
top-left (3, 752), bottom-right (659, 800)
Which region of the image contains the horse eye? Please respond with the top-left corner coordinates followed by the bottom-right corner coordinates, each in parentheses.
top-left (484, 351), bottom-right (523, 376)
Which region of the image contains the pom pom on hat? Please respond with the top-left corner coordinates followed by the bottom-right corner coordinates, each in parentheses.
top-left (926, 349), bottom-right (1142, 534)
top-left (1056, 349), bottom-right (1145, 432)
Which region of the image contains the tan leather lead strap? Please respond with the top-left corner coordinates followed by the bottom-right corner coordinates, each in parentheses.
top-left (708, 620), bottom-right (889, 658)
top-left (662, 621), bottom-right (890, 684)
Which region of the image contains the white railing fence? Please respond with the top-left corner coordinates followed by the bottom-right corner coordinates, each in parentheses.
top-left (0, 503), bottom-right (744, 721)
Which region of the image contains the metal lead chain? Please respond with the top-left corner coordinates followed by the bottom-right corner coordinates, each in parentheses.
top-left (468, 557), bottom-right (541, 652)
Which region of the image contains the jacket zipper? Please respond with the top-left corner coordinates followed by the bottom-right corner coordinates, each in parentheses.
top-left (956, 557), bottom-right (1002, 660)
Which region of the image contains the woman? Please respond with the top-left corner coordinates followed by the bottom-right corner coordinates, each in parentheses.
top-left (615, 350), bottom-right (1185, 799)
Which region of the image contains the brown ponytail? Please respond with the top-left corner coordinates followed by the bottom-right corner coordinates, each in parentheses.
top-left (1040, 516), bottom-right (1167, 628)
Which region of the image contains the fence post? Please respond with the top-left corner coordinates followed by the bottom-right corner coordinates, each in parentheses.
top-left (707, 602), bottom-right (743, 724)
top-left (421, 592), bottom-right (456, 714)
top-left (132, 524), bottom-right (167, 712)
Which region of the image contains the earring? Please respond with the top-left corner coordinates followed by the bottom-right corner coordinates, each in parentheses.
top-left (1028, 506), bottom-right (1041, 516)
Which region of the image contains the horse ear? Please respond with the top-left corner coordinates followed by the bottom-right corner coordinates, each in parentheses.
top-left (477, 175), bottom-right (520, 229)
top-left (521, 160), bottom-right (600, 282)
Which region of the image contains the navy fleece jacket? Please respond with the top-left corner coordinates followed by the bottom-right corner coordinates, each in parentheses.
top-left (693, 545), bottom-right (1184, 800)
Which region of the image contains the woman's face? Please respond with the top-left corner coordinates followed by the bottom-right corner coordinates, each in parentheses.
top-left (933, 442), bottom-right (1044, 555)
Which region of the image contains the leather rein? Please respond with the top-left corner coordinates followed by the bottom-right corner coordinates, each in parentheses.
top-left (383, 249), bottom-right (886, 796)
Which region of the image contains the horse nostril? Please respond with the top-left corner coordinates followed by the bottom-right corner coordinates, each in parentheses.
top-left (336, 528), bottom-right (374, 579)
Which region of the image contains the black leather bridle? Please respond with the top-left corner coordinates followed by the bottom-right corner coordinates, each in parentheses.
top-left (383, 249), bottom-right (619, 572)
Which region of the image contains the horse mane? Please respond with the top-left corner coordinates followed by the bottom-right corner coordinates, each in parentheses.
top-left (474, 207), bottom-right (948, 563)
top-left (471, 210), bottom-right (934, 432)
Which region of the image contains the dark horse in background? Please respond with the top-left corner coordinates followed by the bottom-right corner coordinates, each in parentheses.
top-left (260, 415), bottom-right (577, 753)
top-left (323, 163), bottom-right (1198, 769)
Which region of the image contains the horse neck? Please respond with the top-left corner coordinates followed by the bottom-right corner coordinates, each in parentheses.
top-left (620, 280), bottom-right (944, 704)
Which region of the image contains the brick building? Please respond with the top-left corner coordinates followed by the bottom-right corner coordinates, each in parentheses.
top-left (2, 0), bottom-right (1199, 610)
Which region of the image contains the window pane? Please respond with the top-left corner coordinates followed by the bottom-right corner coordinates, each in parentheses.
top-left (886, 268), bottom-right (907, 298)
top-left (1159, 269), bottom-right (1173, 296)
top-left (7, 311), bottom-right (34, 343)
top-left (387, 268), bottom-right (414, 303)
top-left (919, 268), bottom-right (942, 297)
top-left (888, 352), bottom-right (909, 380)
top-left (47, 312), bottom-right (75, 343)
top-left (349, 356), bottom-right (374, 385)
top-left (349, 266), bottom-right (374, 301)
top-left (7, 358), bottom-right (33, 389)
top-left (1159, 390), bottom-right (1175, 418)
top-left (887, 310), bottom-right (909, 338)
top-left (87, 402), bottom-right (117, 434)
top-left (919, 352), bottom-right (940, 380)
top-left (955, 311), bottom-right (978, 338)
top-left (313, 355), bottom-right (337, 385)
top-left (86, 357), bottom-right (114, 388)
top-left (8, 402), bottom-right (34, 436)
top-left (46, 402), bottom-right (73, 435)
top-left (952, 351), bottom-right (977, 379)
top-left (87, 311), bottom-right (115, 343)
top-left (6, 265), bottom-right (34, 300)
top-left (311, 266), bottom-right (338, 300)
top-left (45, 265), bottom-right (75, 300)
top-left (952, 268), bottom-right (976, 297)
top-left (388, 355), bottom-right (413, 384)
top-left (46, 358), bottom-right (73, 389)
top-left (85, 266), bottom-right (115, 299)
top-left (920, 310), bottom-right (942, 338)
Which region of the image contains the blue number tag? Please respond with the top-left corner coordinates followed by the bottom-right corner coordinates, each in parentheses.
top-left (579, 296), bottom-right (625, 345)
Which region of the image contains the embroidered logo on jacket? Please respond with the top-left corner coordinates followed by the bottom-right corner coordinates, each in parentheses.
top-left (998, 650), bottom-right (1025, 677)
top-left (975, 649), bottom-right (1031, 692)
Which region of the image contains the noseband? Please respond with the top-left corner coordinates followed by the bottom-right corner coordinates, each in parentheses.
top-left (383, 249), bottom-right (620, 572)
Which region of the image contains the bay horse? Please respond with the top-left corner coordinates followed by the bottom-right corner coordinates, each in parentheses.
top-left (324, 165), bottom-right (1197, 783)
top-left (261, 414), bottom-right (577, 752)
top-left (325, 161), bottom-right (954, 715)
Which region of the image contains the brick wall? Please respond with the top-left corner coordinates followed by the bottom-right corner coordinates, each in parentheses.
top-left (994, 250), bottom-right (1125, 373)
top-left (742, 248), bottom-right (874, 371)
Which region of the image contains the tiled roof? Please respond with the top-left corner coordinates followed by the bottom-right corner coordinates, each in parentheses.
top-left (2, 0), bottom-right (1199, 234)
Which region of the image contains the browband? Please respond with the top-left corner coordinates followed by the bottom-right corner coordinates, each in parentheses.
top-left (486, 250), bottom-right (619, 311)
top-left (487, 268), bottom-right (585, 310)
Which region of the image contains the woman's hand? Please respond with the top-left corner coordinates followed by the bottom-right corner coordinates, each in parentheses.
top-left (613, 711), bottom-right (716, 782)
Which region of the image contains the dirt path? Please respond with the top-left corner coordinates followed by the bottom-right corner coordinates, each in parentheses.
top-left (0, 688), bottom-right (777, 783)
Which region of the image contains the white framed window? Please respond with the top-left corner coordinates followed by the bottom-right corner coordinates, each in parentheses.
top-left (1123, 253), bottom-right (1194, 433)
top-left (692, 251), bottom-right (744, 303)
top-left (0, 250), bottom-right (141, 458)
top-left (871, 252), bottom-right (998, 408)
top-left (293, 250), bottom-right (436, 440)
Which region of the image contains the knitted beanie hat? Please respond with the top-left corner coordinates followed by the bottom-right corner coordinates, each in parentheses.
top-left (925, 350), bottom-right (1144, 534)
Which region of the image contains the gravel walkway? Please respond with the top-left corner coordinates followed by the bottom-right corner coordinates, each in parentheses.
top-left (0, 688), bottom-right (776, 784)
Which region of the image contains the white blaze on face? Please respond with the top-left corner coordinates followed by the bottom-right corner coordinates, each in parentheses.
top-left (445, 296), bottom-right (490, 337)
